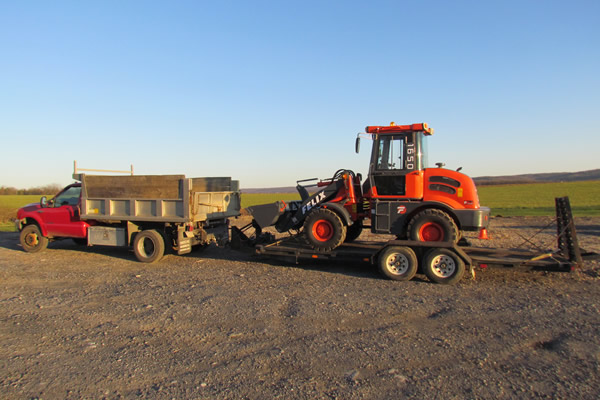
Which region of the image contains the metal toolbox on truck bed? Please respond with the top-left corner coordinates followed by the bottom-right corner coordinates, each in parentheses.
top-left (88, 226), bottom-right (127, 246)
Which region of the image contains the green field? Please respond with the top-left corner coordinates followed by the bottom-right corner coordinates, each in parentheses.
top-left (477, 180), bottom-right (600, 216)
top-left (2, 181), bottom-right (598, 232)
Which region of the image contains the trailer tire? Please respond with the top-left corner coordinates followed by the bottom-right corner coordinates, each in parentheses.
top-left (407, 209), bottom-right (459, 243)
top-left (422, 248), bottom-right (465, 285)
top-left (303, 208), bottom-right (347, 251)
top-left (20, 224), bottom-right (48, 253)
top-left (344, 220), bottom-right (363, 242)
top-left (133, 229), bottom-right (165, 263)
top-left (378, 246), bottom-right (418, 281)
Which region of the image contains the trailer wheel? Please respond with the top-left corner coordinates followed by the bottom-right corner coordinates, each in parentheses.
top-left (422, 248), bottom-right (465, 285)
top-left (133, 229), bottom-right (165, 263)
top-left (20, 224), bottom-right (48, 253)
top-left (407, 209), bottom-right (458, 243)
top-left (303, 208), bottom-right (347, 251)
top-left (344, 220), bottom-right (363, 242)
top-left (378, 246), bottom-right (418, 281)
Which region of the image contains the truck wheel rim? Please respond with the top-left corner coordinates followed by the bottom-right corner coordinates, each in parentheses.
top-left (25, 232), bottom-right (39, 247)
top-left (312, 220), bottom-right (334, 242)
top-left (420, 222), bottom-right (443, 241)
top-left (139, 237), bottom-right (155, 257)
top-left (386, 253), bottom-right (409, 275)
top-left (430, 255), bottom-right (456, 278)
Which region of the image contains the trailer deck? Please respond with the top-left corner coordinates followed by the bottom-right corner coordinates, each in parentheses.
top-left (234, 197), bottom-right (599, 284)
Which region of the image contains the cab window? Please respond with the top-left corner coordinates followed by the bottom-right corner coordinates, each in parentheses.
top-left (376, 136), bottom-right (404, 170)
top-left (53, 186), bottom-right (81, 207)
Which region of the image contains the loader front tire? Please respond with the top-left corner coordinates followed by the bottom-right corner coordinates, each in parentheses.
top-left (303, 208), bottom-right (346, 251)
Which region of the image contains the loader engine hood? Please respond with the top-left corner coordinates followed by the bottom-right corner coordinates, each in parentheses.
top-left (422, 168), bottom-right (481, 210)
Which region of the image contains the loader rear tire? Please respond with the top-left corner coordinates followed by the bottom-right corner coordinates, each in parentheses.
top-left (303, 208), bottom-right (346, 251)
top-left (407, 209), bottom-right (459, 243)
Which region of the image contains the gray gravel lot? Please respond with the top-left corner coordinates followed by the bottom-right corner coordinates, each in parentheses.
top-left (1, 217), bottom-right (599, 399)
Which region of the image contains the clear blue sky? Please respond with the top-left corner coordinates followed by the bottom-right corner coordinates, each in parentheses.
top-left (1, 0), bottom-right (599, 189)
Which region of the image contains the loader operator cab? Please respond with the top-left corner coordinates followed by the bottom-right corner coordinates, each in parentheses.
top-left (359, 123), bottom-right (432, 199)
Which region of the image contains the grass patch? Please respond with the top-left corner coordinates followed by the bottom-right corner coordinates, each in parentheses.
top-left (0, 195), bottom-right (45, 227)
top-left (477, 180), bottom-right (600, 217)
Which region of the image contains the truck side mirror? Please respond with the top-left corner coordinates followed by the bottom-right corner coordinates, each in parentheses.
top-left (40, 196), bottom-right (48, 208)
top-left (355, 137), bottom-right (361, 153)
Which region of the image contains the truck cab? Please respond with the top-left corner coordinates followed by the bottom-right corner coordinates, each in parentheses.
top-left (17, 183), bottom-right (89, 241)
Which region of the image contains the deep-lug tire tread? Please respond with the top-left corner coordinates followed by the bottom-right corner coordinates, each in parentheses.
top-left (303, 208), bottom-right (347, 251)
top-left (407, 209), bottom-right (459, 243)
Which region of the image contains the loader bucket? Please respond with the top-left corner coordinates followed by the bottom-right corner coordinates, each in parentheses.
top-left (246, 201), bottom-right (287, 229)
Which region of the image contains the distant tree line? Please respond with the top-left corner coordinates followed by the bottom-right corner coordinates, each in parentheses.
top-left (0, 184), bottom-right (63, 195)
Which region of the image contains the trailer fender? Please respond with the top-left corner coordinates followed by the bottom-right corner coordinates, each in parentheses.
top-left (322, 202), bottom-right (353, 226)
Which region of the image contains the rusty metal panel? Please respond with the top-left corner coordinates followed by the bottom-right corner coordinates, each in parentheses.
top-left (191, 177), bottom-right (232, 192)
top-left (84, 175), bottom-right (184, 199)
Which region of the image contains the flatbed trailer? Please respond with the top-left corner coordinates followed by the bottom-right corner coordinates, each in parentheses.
top-left (243, 197), bottom-right (599, 285)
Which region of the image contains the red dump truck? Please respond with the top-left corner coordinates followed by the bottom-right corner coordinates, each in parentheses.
top-left (16, 172), bottom-right (240, 262)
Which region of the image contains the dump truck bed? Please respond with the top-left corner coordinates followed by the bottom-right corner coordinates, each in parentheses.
top-left (77, 174), bottom-right (240, 223)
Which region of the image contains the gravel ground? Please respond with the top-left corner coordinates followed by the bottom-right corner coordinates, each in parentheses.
top-left (0, 216), bottom-right (599, 399)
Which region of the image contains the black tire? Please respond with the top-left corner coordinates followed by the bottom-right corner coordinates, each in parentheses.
top-left (378, 246), bottom-right (418, 281)
top-left (303, 208), bottom-right (347, 251)
top-left (344, 220), bottom-right (363, 242)
top-left (20, 224), bottom-right (48, 253)
top-left (422, 248), bottom-right (465, 285)
top-left (407, 209), bottom-right (459, 243)
top-left (133, 229), bottom-right (165, 263)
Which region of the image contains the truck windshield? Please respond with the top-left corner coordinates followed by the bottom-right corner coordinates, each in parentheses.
top-left (53, 186), bottom-right (81, 207)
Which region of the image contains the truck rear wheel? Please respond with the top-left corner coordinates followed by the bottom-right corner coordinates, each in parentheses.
top-left (422, 248), bottom-right (465, 285)
top-left (20, 224), bottom-right (48, 253)
top-left (133, 229), bottom-right (165, 263)
top-left (378, 246), bottom-right (418, 281)
top-left (303, 208), bottom-right (347, 251)
top-left (407, 209), bottom-right (458, 243)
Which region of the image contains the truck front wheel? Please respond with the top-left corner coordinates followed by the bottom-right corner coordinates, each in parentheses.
top-left (133, 230), bottom-right (165, 263)
top-left (303, 208), bottom-right (347, 251)
top-left (20, 224), bottom-right (48, 253)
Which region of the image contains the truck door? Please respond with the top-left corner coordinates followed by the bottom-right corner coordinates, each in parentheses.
top-left (39, 185), bottom-right (87, 238)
